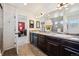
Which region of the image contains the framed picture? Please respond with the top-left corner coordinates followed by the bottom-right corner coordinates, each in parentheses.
top-left (36, 21), bottom-right (40, 28)
top-left (29, 20), bottom-right (34, 28)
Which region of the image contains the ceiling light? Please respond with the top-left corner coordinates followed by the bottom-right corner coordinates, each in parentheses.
top-left (57, 3), bottom-right (69, 10)
top-left (24, 3), bottom-right (27, 5)
top-left (57, 3), bottom-right (60, 8)
top-left (70, 3), bottom-right (75, 5)
top-left (60, 21), bottom-right (63, 24)
top-left (64, 4), bottom-right (68, 8)
top-left (55, 22), bottom-right (58, 25)
top-left (58, 7), bottom-right (63, 10)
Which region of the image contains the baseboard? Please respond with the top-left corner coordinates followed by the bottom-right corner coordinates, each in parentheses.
top-left (3, 46), bottom-right (16, 52)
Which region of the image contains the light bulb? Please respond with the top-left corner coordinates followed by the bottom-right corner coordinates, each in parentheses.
top-left (24, 3), bottom-right (27, 5)
top-left (64, 5), bottom-right (67, 8)
top-left (57, 4), bottom-right (60, 8)
top-left (55, 22), bottom-right (58, 25)
top-left (70, 3), bottom-right (74, 5)
top-left (60, 21), bottom-right (63, 24)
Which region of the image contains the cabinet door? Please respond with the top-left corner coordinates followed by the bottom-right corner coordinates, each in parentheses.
top-left (64, 48), bottom-right (79, 56)
top-left (30, 32), bottom-right (32, 43)
top-left (38, 35), bottom-right (47, 53)
top-left (33, 34), bottom-right (38, 47)
top-left (30, 33), bottom-right (34, 44)
top-left (47, 41), bottom-right (59, 56)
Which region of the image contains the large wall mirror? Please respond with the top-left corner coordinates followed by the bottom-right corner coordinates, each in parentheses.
top-left (51, 16), bottom-right (63, 33)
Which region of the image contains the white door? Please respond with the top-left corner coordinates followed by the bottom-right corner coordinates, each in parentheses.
top-left (3, 5), bottom-right (17, 50)
top-left (7, 12), bottom-right (16, 49)
top-left (9, 15), bottom-right (16, 48)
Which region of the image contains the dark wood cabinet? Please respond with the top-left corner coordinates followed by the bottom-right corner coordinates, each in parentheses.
top-left (64, 47), bottom-right (78, 56)
top-left (47, 41), bottom-right (59, 56)
top-left (38, 34), bottom-right (47, 53)
top-left (30, 32), bottom-right (34, 44)
top-left (30, 32), bottom-right (79, 56)
top-left (30, 32), bottom-right (47, 54)
top-left (46, 36), bottom-right (64, 56)
top-left (30, 32), bottom-right (64, 56)
top-left (62, 40), bottom-right (79, 56)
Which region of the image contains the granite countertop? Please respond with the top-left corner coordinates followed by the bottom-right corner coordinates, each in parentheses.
top-left (30, 31), bottom-right (79, 42)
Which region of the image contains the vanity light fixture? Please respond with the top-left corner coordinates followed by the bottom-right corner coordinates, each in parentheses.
top-left (57, 3), bottom-right (69, 10)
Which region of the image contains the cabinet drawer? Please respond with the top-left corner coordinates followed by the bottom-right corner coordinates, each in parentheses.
top-left (63, 40), bottom-right (79, 52)
top-left (64, 47), bottom-right (79, 56)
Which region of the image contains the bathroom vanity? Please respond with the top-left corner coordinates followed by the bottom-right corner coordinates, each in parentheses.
top-left (30, 31), bottom-right (79, 56)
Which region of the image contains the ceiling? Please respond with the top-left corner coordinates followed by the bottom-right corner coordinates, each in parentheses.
top-left (9, 3), bottom-right (57, 17)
